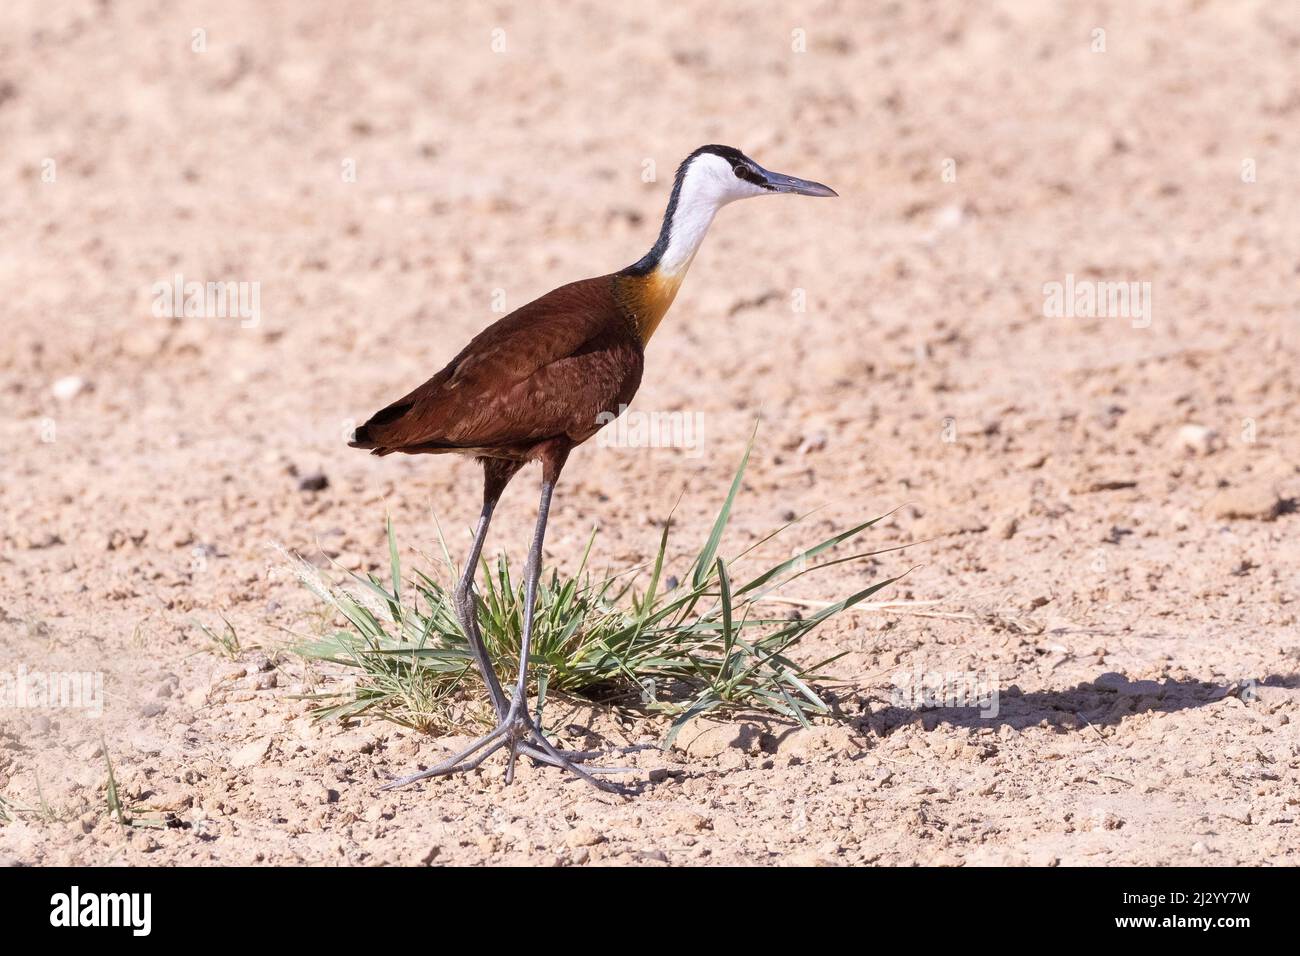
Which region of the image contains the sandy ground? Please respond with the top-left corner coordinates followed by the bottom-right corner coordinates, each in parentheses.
top-left (2, 0), bottom-right (1299, 866)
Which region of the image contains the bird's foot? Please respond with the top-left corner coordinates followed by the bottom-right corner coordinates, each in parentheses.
top-left (379, 709), bottom-right (634, 794)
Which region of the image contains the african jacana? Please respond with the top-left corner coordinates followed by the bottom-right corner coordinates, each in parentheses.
top-left (351, 145), bottom-right (836, 791)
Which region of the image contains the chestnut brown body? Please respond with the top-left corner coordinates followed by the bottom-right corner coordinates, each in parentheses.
top-left (350, 274), bottom-right (651, 474)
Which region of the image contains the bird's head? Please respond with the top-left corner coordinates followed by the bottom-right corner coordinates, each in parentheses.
top-left (617, 145), bottom-right (836, 339)
top-left (627, 145), bottom-right (837, 280)
top-left (674, 144), bottom-right (839, 209)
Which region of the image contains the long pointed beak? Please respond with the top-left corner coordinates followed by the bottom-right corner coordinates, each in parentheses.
top-left (758, 165), bottom-right (838, 197)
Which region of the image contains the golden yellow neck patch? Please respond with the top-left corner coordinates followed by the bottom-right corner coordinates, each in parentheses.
top-left (614, 266), bottom-right (690, 345)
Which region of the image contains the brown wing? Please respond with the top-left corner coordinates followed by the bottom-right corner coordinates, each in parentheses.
top-left (351, 275), bottom-right (643, 454)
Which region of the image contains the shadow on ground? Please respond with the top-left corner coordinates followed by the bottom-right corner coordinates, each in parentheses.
top-left (861, 672), bottom-right (1297, 734)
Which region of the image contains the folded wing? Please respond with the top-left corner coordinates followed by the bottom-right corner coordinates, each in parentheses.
top-left (351, 276), bottom-right (641, 455)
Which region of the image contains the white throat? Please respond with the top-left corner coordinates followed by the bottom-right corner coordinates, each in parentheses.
top-left (657, 153), bottom-right (768, 275)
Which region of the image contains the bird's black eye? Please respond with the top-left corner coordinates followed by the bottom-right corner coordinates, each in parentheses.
top-left (732, 164), bottom-right (774, 190)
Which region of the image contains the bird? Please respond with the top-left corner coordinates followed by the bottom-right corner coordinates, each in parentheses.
top-left (350, 144), bottom-right (836, 792)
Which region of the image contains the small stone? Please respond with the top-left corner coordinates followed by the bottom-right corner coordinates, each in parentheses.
top-left (566, 825), bottom-right (604, 848)
top-left (777, 725), bottom-right (857, 759)
top-left (1205, 483), bottom-right (1285, 521)
top-left (1093, 672), bottom-right (1161, 696)
top-left (231, 736), bottom-right (272, 769)
top-left (1175, 424), bottom-right (1220, 455)
top-left (154, 783), bottom-right (196, 809)
top-left (668, 810), bottom-right (711, 832)
top-left (51, 375), bottom-right (89, 400)
top-left (298, 471), bottom-right (329, 492)
top-left (796, 431), bottom-right (828, 455)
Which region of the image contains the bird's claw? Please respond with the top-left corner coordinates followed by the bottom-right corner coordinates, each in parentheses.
top-left (379, 712), bottom-right (633, 794)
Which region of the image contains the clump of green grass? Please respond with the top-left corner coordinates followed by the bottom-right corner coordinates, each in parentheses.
top-left (33, 775), bottom-right (60, 823)
top-left (196, 616), bottom-right (243, 659)
top-left (102, 741), bottom-right (127, 826)
top-left (291, 440), bottom-right (902, 744)
top-left (94, 743), bottom-right (169, 829)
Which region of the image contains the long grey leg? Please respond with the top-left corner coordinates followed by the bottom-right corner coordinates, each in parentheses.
top-left (507, 478), bottom-right (555, 718)
top-left (501, 461), bottom-right (628, 793)
top-left (381, 450), bottom-right (633, 795)
top-left (502, 477), bottom-right (554, 786)
top-left (453, 498), bottom-right (509, 720)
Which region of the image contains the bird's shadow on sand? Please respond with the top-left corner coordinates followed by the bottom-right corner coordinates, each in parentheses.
top-left (850, 672), bottom-right (1296, 737)
top-left (537, 673), bottom-right (1295, 792)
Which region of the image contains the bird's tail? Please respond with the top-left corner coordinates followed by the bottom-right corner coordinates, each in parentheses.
top-left (347, 422), bottom-right (391, 455)
top-left (347, 423), bottom-right (373, 448)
